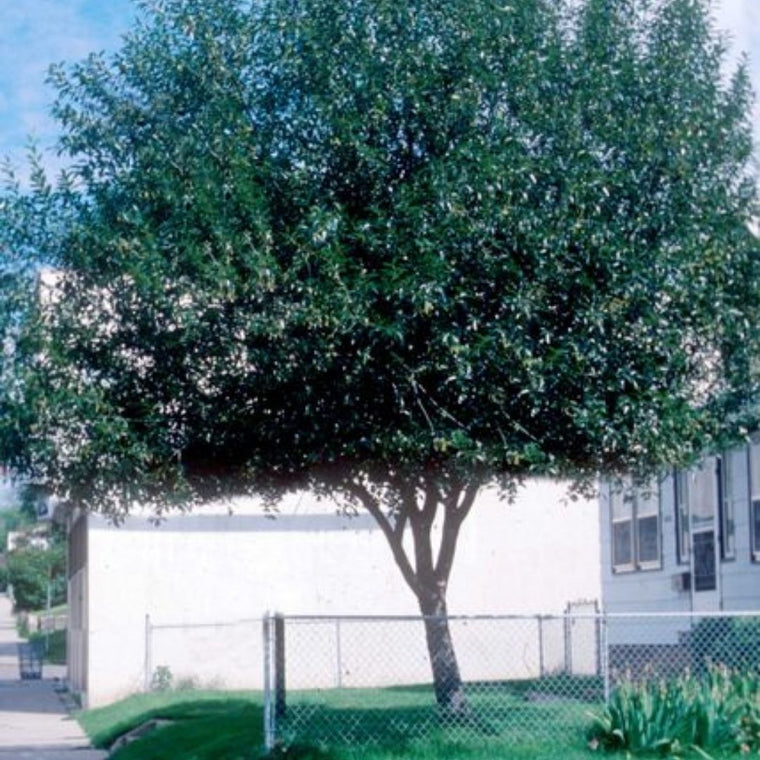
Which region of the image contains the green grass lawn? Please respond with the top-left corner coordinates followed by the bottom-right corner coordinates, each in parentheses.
top-left (78, 690), bottom-right (259, 749)
top-left (77, 685), bottom-right (600, 760)
top-left (281, 681), bottom-right (593, 749)
top-left (77, 682), bottom-right (745, 759)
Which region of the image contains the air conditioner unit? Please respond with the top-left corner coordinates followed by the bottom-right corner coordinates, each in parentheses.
top-left (672, 571), bottom-right (691, 592)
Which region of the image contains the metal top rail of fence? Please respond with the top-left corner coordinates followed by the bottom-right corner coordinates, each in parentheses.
top-left (271, 609), bottom-right (760, 621)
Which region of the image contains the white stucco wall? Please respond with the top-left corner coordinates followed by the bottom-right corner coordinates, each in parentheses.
top-left (81, 479), bottom-right (600, 706)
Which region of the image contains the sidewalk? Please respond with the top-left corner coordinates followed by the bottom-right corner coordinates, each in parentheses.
top-left (0, 594), bottom-right (106, 759)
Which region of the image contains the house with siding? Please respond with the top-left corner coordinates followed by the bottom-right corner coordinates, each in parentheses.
top-left (598, 441), bottom-right (760, 667)
top-left (600, 442), bottom-right (760, 615)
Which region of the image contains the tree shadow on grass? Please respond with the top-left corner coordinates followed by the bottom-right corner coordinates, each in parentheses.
top-left (97, 679), bottom-right (604, 758)
top-left (280, 682), bottom-right (598, 753)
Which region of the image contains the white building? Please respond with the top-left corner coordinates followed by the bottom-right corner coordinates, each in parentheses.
top-left (66, 479), bottom-right (601, 707)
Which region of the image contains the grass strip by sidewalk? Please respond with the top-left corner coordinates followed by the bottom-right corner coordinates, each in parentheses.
top-left (78, 690), bottom-right (259, 749)
top-left (76, 675), bottom-right (753, 759)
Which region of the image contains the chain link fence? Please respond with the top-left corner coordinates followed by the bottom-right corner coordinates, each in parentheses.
top-left (262, 610), bottom-right (760, 750)
top-left (141, 610), bottom-right (760, 751)
top-left (144, 616), bottom-right (263, 692)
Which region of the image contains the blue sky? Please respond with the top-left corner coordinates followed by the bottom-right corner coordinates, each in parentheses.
top-left (0, 0), bottom-right (134, 174)
top-left (0, 0), bottom-right (759, 177)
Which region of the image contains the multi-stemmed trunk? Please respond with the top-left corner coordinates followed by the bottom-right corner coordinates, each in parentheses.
top-left (339, 467), bottom-right (482, 717)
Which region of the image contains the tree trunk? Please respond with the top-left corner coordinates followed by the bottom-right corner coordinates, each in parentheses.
top-left (418, 587), bottom-right (468, 717)
top-left (337, 468), bottom-right (482, 717)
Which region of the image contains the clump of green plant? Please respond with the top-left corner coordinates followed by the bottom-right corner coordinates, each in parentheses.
top-left (150, 665), bottom-right (173, 692)
top-left (175, 675), bottom-right (200, 691)
top-left (728, 672), bottom-right (760, 755)
top-left (29, 629), bottom-right (67, 665)
top-left (587, 667), bottom-right (760, 757)
top-left (148, 667), bottom-right (202, 693)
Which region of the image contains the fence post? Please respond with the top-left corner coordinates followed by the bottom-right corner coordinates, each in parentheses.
top-left (144, 614), bottom-right (152, 693)
top-left (274, 613), bottom-right (286, 720)
top-left (538, 616), bottom-right (545, 678)
top-left (601, 612), bottom-right (610, 704)
top-left (263, 613), bottom-right (276, 752)
top-left (263, 610), bottom-right (287, 752)
top-left (335, 618), bottom-right (343, 688)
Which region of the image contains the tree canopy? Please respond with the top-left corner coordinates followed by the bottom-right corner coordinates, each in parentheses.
top-left (1, 0), bottom-right (759, 714)
top-left (2, 0), bottom-right (758, 513)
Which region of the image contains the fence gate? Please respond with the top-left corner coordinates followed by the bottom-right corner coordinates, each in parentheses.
top-left (565, 599), bottom-right (600, 676)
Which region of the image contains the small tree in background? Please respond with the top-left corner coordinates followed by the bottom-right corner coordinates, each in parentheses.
top-left (0, 484), bottom-right (45, 590)
top-left (0, 509), bottom-right (31, 557)
top-left (6, 535), bottom-right (66, 612)
top-left (1, 0), bottom-right (759, 713)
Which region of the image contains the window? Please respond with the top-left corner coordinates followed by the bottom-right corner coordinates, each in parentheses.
top-left (675, 470), bottom-right (690, 565)
top-left (718, 452), bottom-right (736, 560)
top-left (693, 531), bottom-right (716, 591)
top-left (611, 479), bottom-right (661, 572)
top-left (748, 442), bottom-right (760, 562)
top-left (636, 484), bottom-right (660, 565)
top-left (674, 461), bottom-right (718, 591)
top-left (611, 488), bottom-right (634, 570)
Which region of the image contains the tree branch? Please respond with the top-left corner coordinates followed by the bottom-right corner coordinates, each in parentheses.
top-left (420, 471), bottom-right (439, 524)
top-left (342, 477), bottom-right (422, 597)
top-left (409, 503), bottom-right (435, 581)
top-left (435, 478), bottom-right (481, 582)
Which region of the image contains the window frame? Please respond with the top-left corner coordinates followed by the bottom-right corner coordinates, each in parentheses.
top-left (635, 482), bottom-right (661, 570)
top-left (675, 460), bottom-right (720, 591)
top-left (718, 452), bottom-right (736, 561)
top-left (753, 500), bottom-right (760, 563)
top-left (610, 479), bottom-right (662, 573)
top-left (748, 442), bottom-right (760, 563)
top-left (675, 469), bottom-right (691, 566)
top-left (693, 529), bottom-right (717, 592)
top-left (611, 487), bottom-right (635, 573)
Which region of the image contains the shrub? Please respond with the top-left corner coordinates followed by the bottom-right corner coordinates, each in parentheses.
top-left (6, 542), bottom-right (66, 612)
top-left (690, 617), bottom-right (760, 673)
top-left (0, 508), bottom-right (32, 566)
top-left (587, 667), bottom-right (760, 756)
top-left (16, 611), bottom-right (29, 637)
top-left (29, 629), bottom-right (67, 665)
top-left (151, 665), bottom-right (173, 692)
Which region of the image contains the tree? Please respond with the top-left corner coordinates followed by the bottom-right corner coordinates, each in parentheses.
top-left (6, 533), bottom-right (66, 612)
top-left (1, 0), bottom-right (759, 715)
